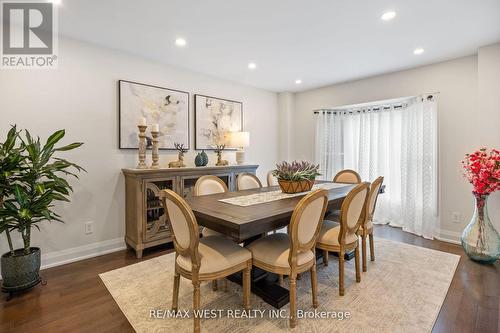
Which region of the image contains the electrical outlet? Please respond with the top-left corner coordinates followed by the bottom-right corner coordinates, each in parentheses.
top-left (84, 221), bottom-right (94, 234)
top-left (451, 212), bottom-right (461, 223)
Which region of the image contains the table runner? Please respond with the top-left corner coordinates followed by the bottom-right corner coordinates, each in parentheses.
top-left (219, 182), bottom-right (350, 207)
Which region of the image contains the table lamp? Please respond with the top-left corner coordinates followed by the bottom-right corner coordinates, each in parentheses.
top-left (230, 131), bottom-right (250, 165)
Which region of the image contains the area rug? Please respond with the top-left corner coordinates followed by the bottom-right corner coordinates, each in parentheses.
top-left (99, 238), bottom-right (460, 333)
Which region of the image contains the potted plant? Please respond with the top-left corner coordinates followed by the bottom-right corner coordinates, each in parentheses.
top-left (0, 128), bottom-right (84, 293)
top-left (273, 161), bottom-right (321, 194)
top-left (460, 148), bottom-right (500, 264)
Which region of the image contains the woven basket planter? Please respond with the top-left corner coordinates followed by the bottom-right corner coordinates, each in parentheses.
top-left (278, 179), bottom-right (314, 194)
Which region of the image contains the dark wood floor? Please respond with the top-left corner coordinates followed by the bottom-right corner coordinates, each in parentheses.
top-left (1, 225), bottom-right (498, 333)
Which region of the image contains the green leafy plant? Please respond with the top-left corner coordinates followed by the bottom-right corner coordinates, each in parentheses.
top-left (272, 161), bottom-right (321, 182)
top-left (0, 128), bottom-right (84, 255)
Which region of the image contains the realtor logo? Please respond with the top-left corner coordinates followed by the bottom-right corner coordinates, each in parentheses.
top-left (1, 0), bottom-right (58, 69)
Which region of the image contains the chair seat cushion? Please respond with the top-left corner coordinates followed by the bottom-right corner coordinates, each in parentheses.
top-left (317, 220), bottom-right (358, 247)
top-left (176, 236), bottom-right (251, 274)
top-left (246, 233), bottom-right (314, 269)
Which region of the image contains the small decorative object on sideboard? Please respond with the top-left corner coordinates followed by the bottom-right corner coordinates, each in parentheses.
top-left (194, 150), bottom-right (209, 167)
top-left (214, 144), bottom-right (228, 166)
top-left (150, 123), bottom-right (160, 169)
top-left (137, 118), bottom-right (147, 169)
top-left (230, 131), bottom-right (250, 165)
top-left (168, 142), bottom-right (188, 168)
top-left (0, 127), bottom-right (84, 294)
top-left (460, 148), bottom-right (500, 264)
top-left (273, 161), bottom-right (321, 194)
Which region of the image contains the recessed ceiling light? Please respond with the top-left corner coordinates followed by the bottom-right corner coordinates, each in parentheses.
top-left (248, 62), bottom-right (257, 70)
top-left (295, 79), bottom-right (302, 84)
top-left (413, 47), bottom-right (424, 55)
top-left (175, 38), bottom-right (187, 47)
top-left (381, 11), bottom-right (396, 21)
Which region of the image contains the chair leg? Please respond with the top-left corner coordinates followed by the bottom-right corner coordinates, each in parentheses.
top-left (278, 274), bottom-right (284, 287)
top-left (193, 281), bottom-right (201, 333)
top-left (311, 262), bottom-right (319, 308)
top-left (369, 233), bottom-right (375, 261)
top-left (289, 274), bottom-right (297, 328)
top-left (338, 250), bottom-right (345, 296)
top-left (355, 246), bottom-right (361, 283)
top-left (243, 262), bottom-right (251, 310)
top-left (361, 234), bottom-right (367, 272)
top-left (212, 280), bottom-right (218, 291)
top-left (172, 269), bottom-right (180, 312)
top-left (322, 249), bottom-right (329, 266)
top-left (223, 279), bottom-right (228, 291)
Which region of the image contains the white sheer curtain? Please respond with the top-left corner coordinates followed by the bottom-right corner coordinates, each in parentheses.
top-left (314, 97), bottom-right (438, 239)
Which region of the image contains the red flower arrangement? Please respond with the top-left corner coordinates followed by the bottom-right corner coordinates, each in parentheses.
top-left (462, 148), bottom-right (500, 195)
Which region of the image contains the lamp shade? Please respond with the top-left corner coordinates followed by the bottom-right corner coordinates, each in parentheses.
top-left (230, 131), bottom-right (250, 148)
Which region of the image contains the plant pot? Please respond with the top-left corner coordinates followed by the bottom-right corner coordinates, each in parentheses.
top-left (1, 247), bottom-right (41, 293)
top-left (278, 179), bottom-right (315, 194)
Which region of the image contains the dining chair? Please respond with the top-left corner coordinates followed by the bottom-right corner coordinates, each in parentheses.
top-left (267, 170), bottom-right (278, 187)
top-left (246, 189), bottom-right (329, 328)
top-left (316, 182), bottom-right (369, 296)
top-left (333, 169), bottom-right (362, 184)
top-left (193, 175), bottom-right (231, 291)
top-left (160, 189), bottom-right (252, 333)
top-left (359, 176), bottom-right (384, 272)
top-left (194, 175), bottom-right (228, 238)
top-left (237, 172), bottom-right (263, 190)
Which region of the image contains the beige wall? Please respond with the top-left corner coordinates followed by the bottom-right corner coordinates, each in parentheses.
top-left (290, 51), bottom-right (500, 241)
top-left (0, 37), bottom-right (279, 266)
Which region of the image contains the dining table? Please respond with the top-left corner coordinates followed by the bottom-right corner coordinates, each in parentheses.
top-left (185, 181), bottom-right (357, 309)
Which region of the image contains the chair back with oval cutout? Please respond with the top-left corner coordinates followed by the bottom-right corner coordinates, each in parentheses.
top-left (364, 176), bottom-right (384, 226)
top-left (160, 189), bottom-right (200, 269)
top-left (237, 172), bottom-right (263, 190)
top-left (288, 189), bottom-right (329, 266)
top-left (333, 169), bottom-right (361, 184)
top-left (338, 182), bottom-right (370, 244)
top-left (194, 175), bottom-right (228, 196)
top-left (267, 170), bottom-right (278, 187)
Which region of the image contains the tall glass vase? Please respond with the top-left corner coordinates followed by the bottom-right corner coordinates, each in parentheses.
top-left (461, 193), bottom-right (500, 264)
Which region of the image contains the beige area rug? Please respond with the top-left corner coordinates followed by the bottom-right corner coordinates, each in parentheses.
top-left (99, 238), bottom-right (460, 333)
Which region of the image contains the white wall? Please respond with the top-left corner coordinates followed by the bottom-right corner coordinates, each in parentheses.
top-left (477, 43), bottom-right (500, 231)
top-left (290, 52), bottom-right (500, 242)
top-left (0, 37), bottom-right (279, 266)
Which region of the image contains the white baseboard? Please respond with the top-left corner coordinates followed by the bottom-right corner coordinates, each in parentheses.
top-left (435, 229), bottom-right (462, 245)
top-left (41, 237), bottom-right (126, 270)
top-left (0, 238), bottom-right (126, 280)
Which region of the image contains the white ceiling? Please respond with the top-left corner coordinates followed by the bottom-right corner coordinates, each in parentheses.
top-left (59, 0), bottom-right (500, 92)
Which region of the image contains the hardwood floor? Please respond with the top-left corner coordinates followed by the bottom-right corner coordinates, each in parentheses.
top-left (1, 226), bottom-right (498, 333)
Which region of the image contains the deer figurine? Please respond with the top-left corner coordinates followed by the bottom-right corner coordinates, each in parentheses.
top-left (168, 142), bottom-right (188, 168)
top-left (214, 144), bottom-right (228, 166)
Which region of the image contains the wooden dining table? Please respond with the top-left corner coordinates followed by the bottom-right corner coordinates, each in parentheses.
top-left (185, 181), bottom-right (356, 308)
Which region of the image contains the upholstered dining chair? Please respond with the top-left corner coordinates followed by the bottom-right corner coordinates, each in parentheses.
top-left (194, 176), bottom-right (228, 238)
top-left (267, 170), bottom-right (278, 187)
top-left (193, 175), bottom-right (231, 291)
top-left (333, 169), bottom-right (362, 184)
top-left (359, 176), bottom-right (384, 272)
top-left (316, 182), bottom-right (369, 296)
top-left (160, 189), bottom-right (252, 333)
top-left (237, 172), bottom-right (263, 190)
top-left (246, 189), bottom-right (329, 328)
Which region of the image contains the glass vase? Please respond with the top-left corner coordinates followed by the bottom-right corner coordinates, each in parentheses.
top-left (461, 193), bottom-right (500, 264)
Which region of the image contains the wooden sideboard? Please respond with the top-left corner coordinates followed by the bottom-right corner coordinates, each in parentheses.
top-left (122, 164), bottom-right (259, 258)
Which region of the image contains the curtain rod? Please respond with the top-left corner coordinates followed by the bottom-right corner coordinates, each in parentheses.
top-left (313, 92), bottom-right (439, 114)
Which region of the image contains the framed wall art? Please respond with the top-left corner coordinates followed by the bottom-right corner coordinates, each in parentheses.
top-left (194, 94), bottom-right (243, 150)
top-left (119, 80), bottom-right (189, 149)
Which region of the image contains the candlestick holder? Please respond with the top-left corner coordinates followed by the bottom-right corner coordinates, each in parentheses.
top-left (137, 125), bottom-right (147, 169)
top-left (151, 130), bottom-right (160, 169)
